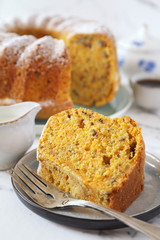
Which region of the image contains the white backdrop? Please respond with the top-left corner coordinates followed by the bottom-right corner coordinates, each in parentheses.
top-left (0, 0), bottom-right (160, 40)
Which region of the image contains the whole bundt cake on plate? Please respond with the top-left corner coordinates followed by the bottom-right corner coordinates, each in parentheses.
top-left (0, 15), bottom-right (120, 119)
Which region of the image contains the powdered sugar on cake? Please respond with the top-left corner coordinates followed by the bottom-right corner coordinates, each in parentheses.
top-left (19, 36), bottom-right (67, 66)
top-left (0, 35), bottom-right (35, 61)
top-left (45, 15), bottom-right (114, 38)
top-left (0, 14), bottom-right (114, 40)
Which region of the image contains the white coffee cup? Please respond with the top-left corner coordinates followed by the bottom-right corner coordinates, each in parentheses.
top-left (130, 73), bottom-right (160, 110)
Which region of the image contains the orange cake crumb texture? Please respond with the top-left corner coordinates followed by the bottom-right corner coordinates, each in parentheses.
top-left (37, 108), bottom-right (145, 212)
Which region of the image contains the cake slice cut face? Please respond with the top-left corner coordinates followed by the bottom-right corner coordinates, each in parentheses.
top-left (37, 108), bottom-right (145, 212)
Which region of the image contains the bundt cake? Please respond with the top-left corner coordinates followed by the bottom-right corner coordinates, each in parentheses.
top-left (37, 108), bottom-right (145, 212)
top-left (0, 15), bottom-right (120, 117)
top-left (0, 33), bottom-right (72, 119)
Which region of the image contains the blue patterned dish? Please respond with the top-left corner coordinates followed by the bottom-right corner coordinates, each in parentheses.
top-left (118, 25), bottom-right (160, 77)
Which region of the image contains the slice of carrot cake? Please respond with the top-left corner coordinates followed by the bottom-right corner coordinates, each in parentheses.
top-left (37, 108), bottom-right (145, 212)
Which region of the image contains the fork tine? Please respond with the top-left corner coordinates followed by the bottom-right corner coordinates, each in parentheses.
top-left (10, 168), bottom-right (61, 209)
top-left (23, 164), bottom-right (63, 195)
top-left (23, 164), bottom-right (48, 186)
top-left (12, 167), bottom-right (41, 195)
top-left (18, 165), bottom-right (51, 195)
top-left (9, 169), bottom-right (39, 202)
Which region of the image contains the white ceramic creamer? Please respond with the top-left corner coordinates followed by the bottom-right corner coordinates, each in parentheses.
top-left (0, 102), bottom-right (41, 170)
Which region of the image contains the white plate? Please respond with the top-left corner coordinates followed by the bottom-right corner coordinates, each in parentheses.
top-left (36, 85), bottom-right (133, 135)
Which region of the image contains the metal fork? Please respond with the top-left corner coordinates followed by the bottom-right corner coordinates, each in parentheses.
top-left (9, 164), bottom-right (160, 240)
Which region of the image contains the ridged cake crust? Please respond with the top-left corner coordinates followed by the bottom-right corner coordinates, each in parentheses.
top-left (0, 15), bottom-right (120, 109)
top-left (0, 33), bottom-right (73, 119)
top-left (0, 34), bottom-right (36, 101)
top-left (37, 108), bottom-right (145, 212)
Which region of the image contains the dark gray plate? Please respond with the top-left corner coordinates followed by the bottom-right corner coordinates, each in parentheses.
top-left (12, 149), bottom-right (160, 230)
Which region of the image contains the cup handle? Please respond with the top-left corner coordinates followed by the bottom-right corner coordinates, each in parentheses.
top-left (129, 78), bottom-right (134, 90)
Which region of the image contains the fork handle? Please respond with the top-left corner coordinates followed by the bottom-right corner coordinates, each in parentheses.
top-left (65, 199), bottom-right (160, 240)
